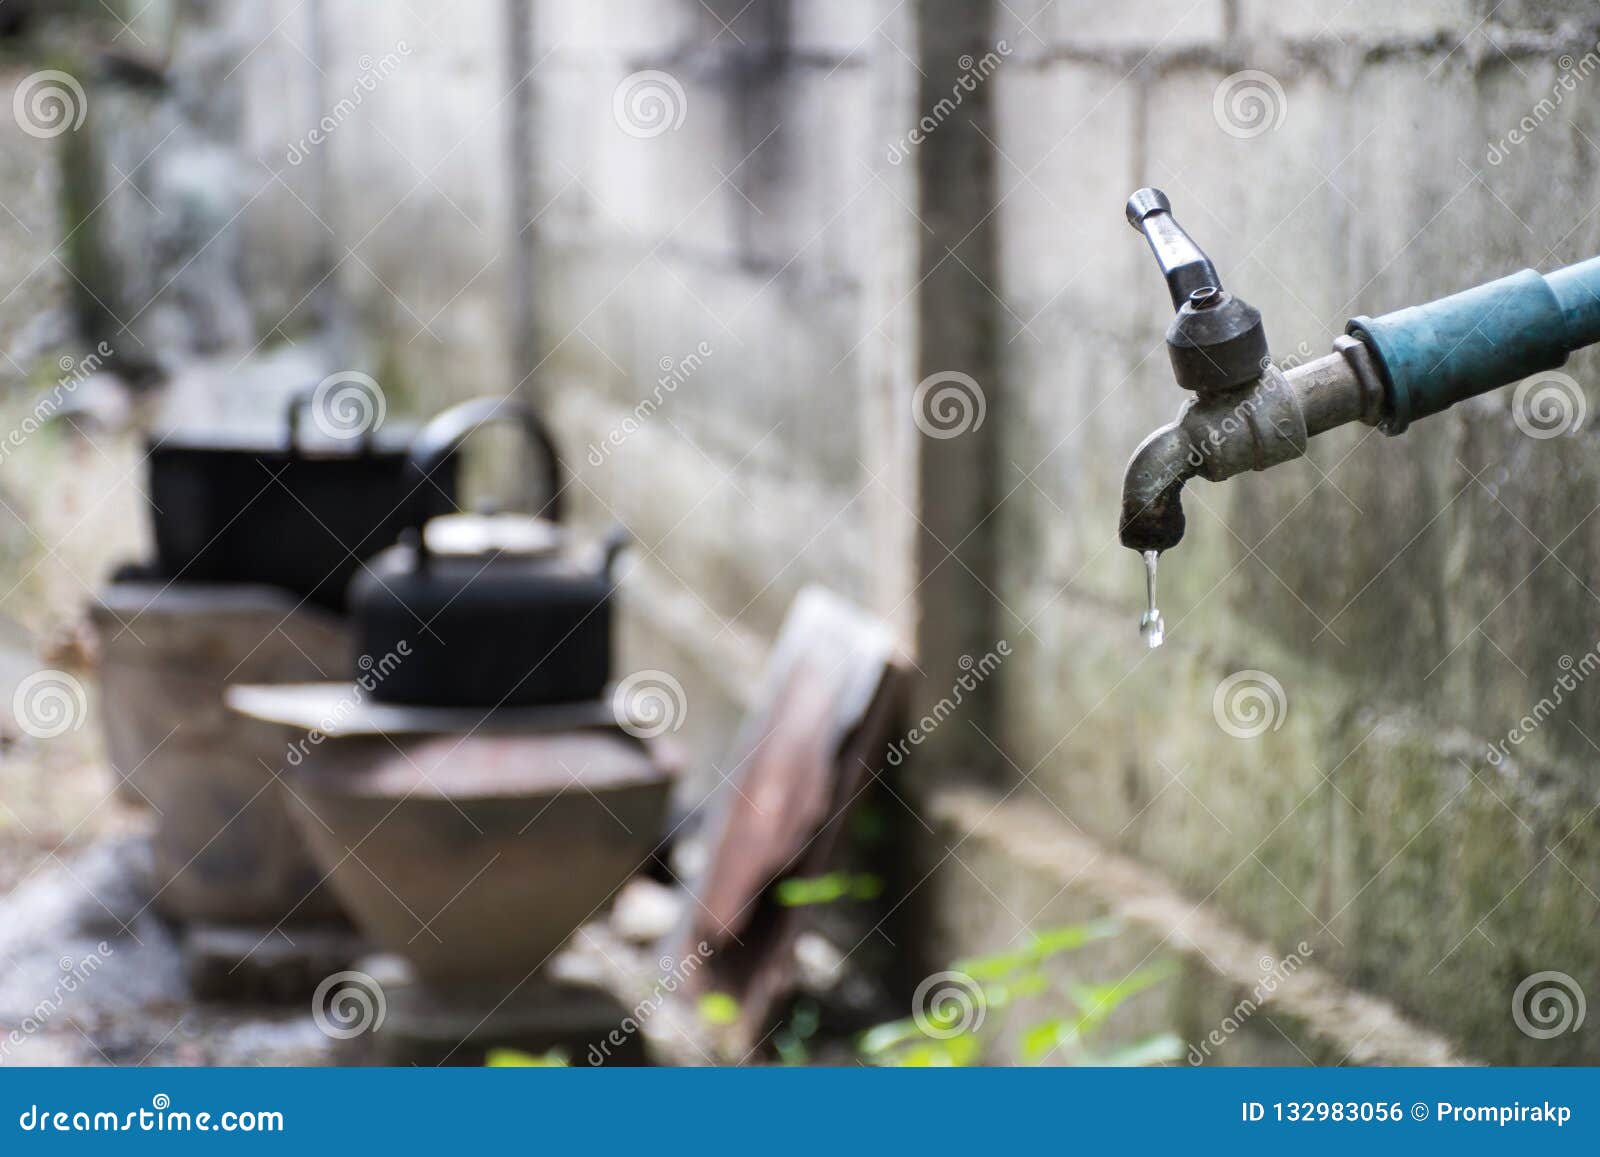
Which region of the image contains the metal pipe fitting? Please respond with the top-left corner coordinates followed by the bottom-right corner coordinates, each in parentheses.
top-left (1118, 345), bottom-right (1384, 553)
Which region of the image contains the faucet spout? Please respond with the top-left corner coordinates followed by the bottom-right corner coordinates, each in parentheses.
top-left (1118, 350), bottom-right (1387, 553)
top-left (1118, 343), bottom-right (1387, 554)
top-left (1119, 419), bottom-right (1196, 553)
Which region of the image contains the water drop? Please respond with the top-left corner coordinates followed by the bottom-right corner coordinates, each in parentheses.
top-left (1140, 549), bottom-right (1164, 649)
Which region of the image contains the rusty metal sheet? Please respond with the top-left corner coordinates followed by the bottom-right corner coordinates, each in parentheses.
top-left (684, 585), bottom-right (906, 1049)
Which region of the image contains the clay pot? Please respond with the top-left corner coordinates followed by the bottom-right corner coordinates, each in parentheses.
top-left (280, 727), bottom-right (675, 989)
top-left (91, 582), bottom-right (350, 926)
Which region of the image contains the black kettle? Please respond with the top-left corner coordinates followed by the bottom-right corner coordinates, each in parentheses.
top-left (348, 397), bottom-right (622, 708)
top-left (146, 381), bottom-right (459, 609)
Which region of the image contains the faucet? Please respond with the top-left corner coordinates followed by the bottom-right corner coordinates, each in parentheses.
top-left (1119, 187), bottom-right (1600, 554)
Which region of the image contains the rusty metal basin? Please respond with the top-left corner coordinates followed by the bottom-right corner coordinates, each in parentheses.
top-left (276, 727), bottom-right (676, 991)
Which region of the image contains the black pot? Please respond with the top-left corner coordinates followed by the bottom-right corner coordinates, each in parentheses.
top-left (146, 384), bottom-right (459, 610)
top-left (349, 397), bottom-right (620, 708)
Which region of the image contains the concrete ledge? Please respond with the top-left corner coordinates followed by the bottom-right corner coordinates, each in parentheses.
top-left (923, 782), bottom-right (1474, 1066)
top-left (1000, 21), bottom-right (1600, 73)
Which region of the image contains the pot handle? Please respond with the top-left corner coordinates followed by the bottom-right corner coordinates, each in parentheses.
top-left (403, 396), bottom-right (565, 556)
top-left (286, 379), bottom-right (382, 454)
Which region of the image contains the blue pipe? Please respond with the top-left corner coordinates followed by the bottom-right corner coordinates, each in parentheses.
top-left (1348, 255), bottom-right (1600, 433)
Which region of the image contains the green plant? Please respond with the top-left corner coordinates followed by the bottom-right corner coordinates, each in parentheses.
top-left (772, 871), bottom-right (884, 907)
top-left (697, 992), bottom-right (741, 1026)
top-left (857, 921), bottom-right (1183, 1067)
top-left (485, 1048), bottom-right (568, 1067)
top-left (771, 999), bottom-right (820, 1066)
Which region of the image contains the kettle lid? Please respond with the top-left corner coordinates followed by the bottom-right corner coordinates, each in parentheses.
top-left (421, 512), bottom-right (562, 557)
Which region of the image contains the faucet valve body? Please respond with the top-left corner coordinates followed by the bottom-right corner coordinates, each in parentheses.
top-left (1167, 288), bottom-right (1269, 399)
top-left (1184, 367), bottom-right (1308, 483)
top-left (1126, 189), bottom-right (1268, 396)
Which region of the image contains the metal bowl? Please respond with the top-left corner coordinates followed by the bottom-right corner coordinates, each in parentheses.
top-left (279, 727), bottom-right (677, 990)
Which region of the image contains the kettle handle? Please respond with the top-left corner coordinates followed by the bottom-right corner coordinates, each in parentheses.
top-left (403, 396), bottom-right (565, 560)
top-left (286, 380), bottom-right (382, 454)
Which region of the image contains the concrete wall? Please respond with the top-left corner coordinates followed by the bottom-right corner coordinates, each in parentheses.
top-left (517, 0), bottom-right (1600, 1064)
top-left (31, 0), bottom-right (1600, 1063)
top-left (522, 0), bottom-right (925, 776)
top-left (976, 0), bottom-right (1600, 1064)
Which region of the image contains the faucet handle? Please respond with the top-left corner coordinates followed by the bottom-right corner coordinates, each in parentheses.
top-left (1126, 188), bottom-right (1224, 311)
top-left (1125, 187), bottom-right (1268, 396)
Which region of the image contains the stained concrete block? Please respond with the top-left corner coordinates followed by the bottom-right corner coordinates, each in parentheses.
top-left (502, 0), bottom-right (1600, 1075)
top-left (1144, 65), bottom-right (1353, 344)
top-left (1474, 53), bottom-right (1600, 261)
top-left (536, 249), bottom-right (869, 477)
top-left (982, 575), bottom-right (1600, 1064)
top-left (999, 598), bottom-right (1344, 948)
top-left (551, 379), bottom-right (876, 647)
top-left (561, 62), bottom-right (746, 269)
top-left (229, 0), bottom-right (331, 337)
top-left (790, 0), bottom-right (885, 58)
top-left (531, 0), bottom-right (704, 58)
top-left (993, 327), bottom-right (1167, 616)
top-left (1491, 2), bottom-right (1600, 33)
top-left (991, 62), bottom-right (1140, 331)
top-left (1340, 720), bottom-right (1600, 1063)
top-left (1237, 0), bottom-right (1477, 42)
top-left (0, 65), bottom-right (67, 372)
top-left (1445, 403), bottom-right (1600, 777)
top-left (999, 0), bottom-right (1225, 51)
top-left (741, 64), bottom-right (875, 283)
top-left (917, 785), bottom-right (1467, 1065)
top-left (315, 0), bottom-right (513, 398)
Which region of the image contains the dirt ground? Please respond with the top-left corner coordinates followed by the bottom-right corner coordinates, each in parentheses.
top-left (0, 414), bottom-right (340, 1066)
